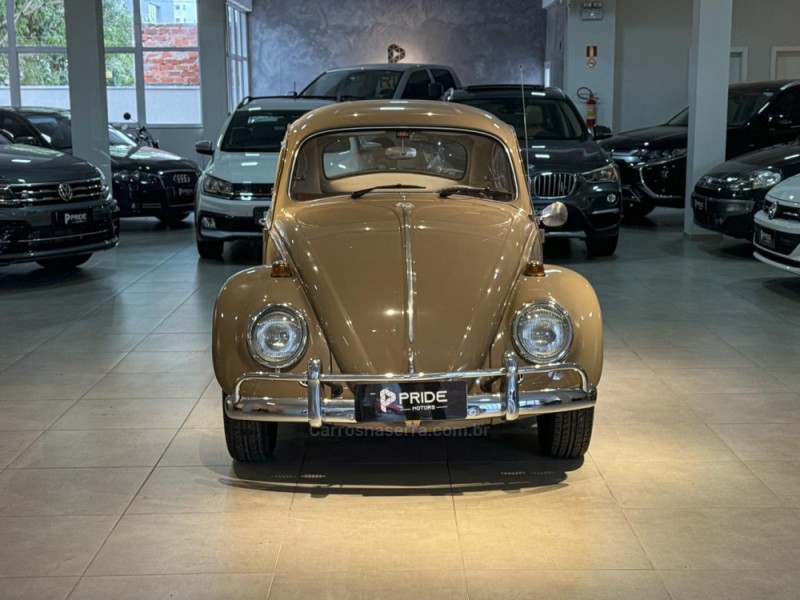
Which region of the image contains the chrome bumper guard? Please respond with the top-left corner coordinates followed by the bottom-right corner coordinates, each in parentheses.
top-left (226, 352), bottom-right (596, 427)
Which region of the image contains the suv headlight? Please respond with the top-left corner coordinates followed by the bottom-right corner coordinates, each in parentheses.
top-left (641, 147), bottom-right (686, 164)
top-left (582, 164), bottom-right (619, 183)
top-left (248, 305), bottom-right (308, 369)
top-left (512, 302), bottom-right (573, 364)
top-left (203, 174), bottom-right (234, 198)
top-left (726, 169), bottom-right (782, 192)
top-left (95, 167), bottom-right (109, 194)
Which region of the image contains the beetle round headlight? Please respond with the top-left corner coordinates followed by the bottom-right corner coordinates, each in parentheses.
top-left (248, 305), bottom-right (308, 369)
top-left (512, 302), bottom-right (573, 363)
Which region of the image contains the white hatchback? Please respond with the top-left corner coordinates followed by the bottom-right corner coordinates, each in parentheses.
top-left (194, 96), bottom-right (332, 259)
top-left (753, 173), bottom-right (800, 274)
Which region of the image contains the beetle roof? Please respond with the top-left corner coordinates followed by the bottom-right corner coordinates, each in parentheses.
top-left (287, 99), bottom-right (517, 145)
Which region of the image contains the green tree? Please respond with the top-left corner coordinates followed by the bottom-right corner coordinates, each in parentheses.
top-left (4, 0), bottom-right (134, 86)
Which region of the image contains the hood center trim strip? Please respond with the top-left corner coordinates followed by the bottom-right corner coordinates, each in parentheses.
top-left (397, 201), bottom-right (415, 345)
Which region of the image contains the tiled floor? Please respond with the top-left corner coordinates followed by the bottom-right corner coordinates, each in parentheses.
top-left (1, 212), bottom-right (800, 599)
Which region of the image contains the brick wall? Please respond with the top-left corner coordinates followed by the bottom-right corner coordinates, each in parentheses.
top-left (142, 24), bottom-right (199, 85)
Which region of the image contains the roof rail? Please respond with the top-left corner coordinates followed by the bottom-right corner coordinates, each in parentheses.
top-left (236, 95), bottom-right (312, 108)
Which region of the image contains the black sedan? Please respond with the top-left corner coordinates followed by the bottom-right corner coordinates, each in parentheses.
top-left (692, 141), bottom-right (800, 240)
top-left (600, 79), bottom-right (800, 218)
top-left (9, 107), bottom-right (201, 225)
top-left (0, 130), bottom-right (119, 269)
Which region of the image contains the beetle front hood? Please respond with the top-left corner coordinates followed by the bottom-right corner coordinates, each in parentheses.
top-left (275, 196), bottom-right (534, 375)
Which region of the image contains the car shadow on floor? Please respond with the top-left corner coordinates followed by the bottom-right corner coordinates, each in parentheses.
top-left (221, 423), bottom-right (586, 498)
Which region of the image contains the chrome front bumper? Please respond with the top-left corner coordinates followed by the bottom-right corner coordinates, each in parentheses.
top-left (226, 352), bottom-right (596, 427)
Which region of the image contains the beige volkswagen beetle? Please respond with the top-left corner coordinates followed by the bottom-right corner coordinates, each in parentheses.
top-left (213, 99), bottom-right (603, 461)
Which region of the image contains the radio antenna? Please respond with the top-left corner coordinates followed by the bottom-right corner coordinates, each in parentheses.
top-left (519, 65), bottom-right (531, 192)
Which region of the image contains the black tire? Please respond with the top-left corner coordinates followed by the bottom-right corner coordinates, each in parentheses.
top-left (537, 407), bottom-right (594, 458)
top-left (36, 253), bottom-right (92, 270)
top-left (223, 400), bottom-right (278, 461)
top-left (157, 212), bottom-right (190, 226)
top-left (196, 238), bottom-right (224, 259)
top-left (586, 235), bottom-right (618, 257)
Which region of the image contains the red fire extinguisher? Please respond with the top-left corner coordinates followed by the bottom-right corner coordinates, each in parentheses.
top-left (577, 87), bottom-right (597, 129)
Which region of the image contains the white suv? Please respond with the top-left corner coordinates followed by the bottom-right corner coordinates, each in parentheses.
top-left (753, 173), bottom-right (800, 274)
top-left (194, 96), bottom-right (332, 259)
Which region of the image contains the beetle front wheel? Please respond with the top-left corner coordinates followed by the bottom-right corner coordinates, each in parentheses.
top-left (536, 407), bottom-right (594, 458)
top-left (223, 400), bottom-right (277, 461)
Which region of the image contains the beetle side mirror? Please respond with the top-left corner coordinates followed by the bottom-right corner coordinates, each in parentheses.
top-left (540, 201), bottom-right (568, 228)
top-left (593, 125), bottom-right (613, 140)
top-left (195, 140), bottom-right (214, 155)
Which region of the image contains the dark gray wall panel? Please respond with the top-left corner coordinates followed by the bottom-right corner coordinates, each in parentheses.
top-left (249, 0), bottom-right (547, 95)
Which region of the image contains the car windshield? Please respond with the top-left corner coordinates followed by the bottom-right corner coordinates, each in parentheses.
top-left (459, 96), bottom-right (586, 140)
top-left (28, 114), bottom-right (140, 149)
top-left (290, 128), bottom-right (516, 202)
top-left (109, 127), bottom-right (137, 147)
top-left (666, 89), bottom-right (776, 127)
top-left (26, 114), bottom-right (72, 151)
top-left (220, 109), bottom-right (306, 152)
top-left (301, 69), bottom-right (403, 99)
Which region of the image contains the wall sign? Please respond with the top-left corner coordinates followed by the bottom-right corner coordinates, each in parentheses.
top-left (388, 44), bottom-right (406, 63)
top-left (586, 45), bottom-right (598, 69)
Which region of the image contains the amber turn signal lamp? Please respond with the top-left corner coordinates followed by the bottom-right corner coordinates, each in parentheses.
top-left (524, 261), bottom-right (545, 277)
top-left (270, 260), bottom-right (292, 277)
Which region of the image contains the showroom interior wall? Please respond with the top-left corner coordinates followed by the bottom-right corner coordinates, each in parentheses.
top-left (561, 0), bottom-right (616, 130)
top-left (248, 0), bottom-right (547, 94)
top-left (613, 0), bottom-right (800, 132)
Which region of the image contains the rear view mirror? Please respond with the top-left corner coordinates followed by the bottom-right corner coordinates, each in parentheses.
top-left (593, 125), bottom-right (613, 140)
top-left (195, 140), bottom-right (214, 155)
top-left (15, 136), bottom-right (41, 146)
top-left (385, 146), bottom-right (417, 160)
top-left (769, 113), bottom-right (792, 129)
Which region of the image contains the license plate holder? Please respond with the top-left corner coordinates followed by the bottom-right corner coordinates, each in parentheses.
top-left (54, 209), bottom-right (92, 228)
top-left (354, 381), bottom-right (467, 422)
top-left (758, 227), bottom-right (775, 249)
top-left (177, 186), bottom-right (194, 198)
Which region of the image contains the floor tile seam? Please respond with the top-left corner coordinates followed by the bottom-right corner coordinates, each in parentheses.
top-left (2, 430), bottom-right (46, 471)
top-left (2, 247), bottom-right (185, 376)
top-left (77, 423), bottom-right (184, 578)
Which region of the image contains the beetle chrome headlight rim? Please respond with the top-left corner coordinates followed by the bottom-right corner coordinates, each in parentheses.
top-left (247, 304), bottom-right (308, 369)
top-left (512, 301), bottom-right (573, 364)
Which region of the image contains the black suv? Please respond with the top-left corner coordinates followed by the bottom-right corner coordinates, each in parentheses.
top-left (0, 110), bottom-right (119, 269)
top-left (600, 79), bottom-right (800, 218)
top-left (445, 84), bottom-right (621, 256)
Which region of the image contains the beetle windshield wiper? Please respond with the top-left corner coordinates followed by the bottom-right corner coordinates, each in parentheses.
top-left (438, 185), bottom-right (512, 200)
top-left (350, 184), bottom-right (425, 199)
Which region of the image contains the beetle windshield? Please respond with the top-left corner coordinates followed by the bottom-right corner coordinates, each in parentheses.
top-left (290, 128), bottom-right (516, 202)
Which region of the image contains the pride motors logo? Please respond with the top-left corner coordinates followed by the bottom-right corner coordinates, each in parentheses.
top-left (379, 388), bottom-right (397, 413)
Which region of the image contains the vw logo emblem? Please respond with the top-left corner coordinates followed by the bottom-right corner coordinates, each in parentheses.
top-left (58, 183), bottom-right (73, 202)
top-left (767, 201), bottom-right (779, 220)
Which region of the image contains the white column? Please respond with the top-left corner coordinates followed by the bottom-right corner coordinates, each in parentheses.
top-left (562, 0), bottom-right (616, 130)
top-left (684, 0), bottom-right (732, 236)
top-left (198, 0), bottom-right (229, 144)
top-left (64, 0), bottom-right (111, 182)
